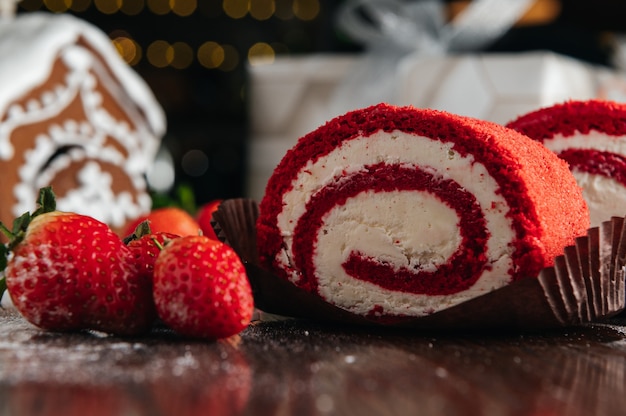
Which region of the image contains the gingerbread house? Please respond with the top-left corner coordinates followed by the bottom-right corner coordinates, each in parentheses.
top-left (0, 12), bottom-right (166, 235)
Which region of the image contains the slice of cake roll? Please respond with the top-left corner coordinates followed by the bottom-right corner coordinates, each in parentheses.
top-left (507, 99), bottom-right (626, 228)
top-left (256, 103), bottom-right (589, 320)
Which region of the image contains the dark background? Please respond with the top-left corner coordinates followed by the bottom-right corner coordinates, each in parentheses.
top-left (15, 0), bottom-right (626, 206)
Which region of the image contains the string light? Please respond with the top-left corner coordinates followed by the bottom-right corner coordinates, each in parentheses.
top-left (146, 0), bottom-right (169, 15)
top-left (222, 0), bottom-right (247, 19)
top-left (120, 0), bottom-right (143, 15)
top-left (198, 41), bottom-right (225, 69)
top-left (171, 0), bottom-right (196, 17)
top-left (249, 0), bottom-right (274, 21)
top-left (146, 40), bottom-right (171, 68)
top-left (94, 0), bottom-right (120, 14)
top-left (248, 42), bottom-right (275, 65)
top-left (218, 44), bottom-right (239, 71)
top-left (43, 0), bottom-right (69, 12)
top-left (170, 41), bottom-right (194, 69)
top-left (294, 0), bottom-right (319, 21)
top-left (20, 0), bottom-right (321, 70)
top-left (112, 34), bottom-right (142, 66)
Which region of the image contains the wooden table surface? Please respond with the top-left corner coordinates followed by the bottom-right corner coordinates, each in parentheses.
top-left (2, 308), bottom-right (626, 416)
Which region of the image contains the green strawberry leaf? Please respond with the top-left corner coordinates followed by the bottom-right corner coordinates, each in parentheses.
top-left (32, 186), bottom-right (56, 217)
top-left (0, 243), bottom-right (7, 295)
top-left (4, 187), bottom-right (57, 251)
top-left (122, 220), bottom-right (152, 245)
top-left (10, 212), bottom-right (31, 237)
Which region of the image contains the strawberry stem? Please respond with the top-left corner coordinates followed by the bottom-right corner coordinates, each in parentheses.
top-left (152, 236), bottom-right (165, 251)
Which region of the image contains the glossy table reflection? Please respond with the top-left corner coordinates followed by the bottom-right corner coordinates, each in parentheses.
top-left (2, 308), bottom-right (626, 416)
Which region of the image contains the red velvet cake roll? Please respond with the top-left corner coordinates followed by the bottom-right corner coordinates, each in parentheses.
top-left (256, 104), bottom-right (589, 319)
top-left (507, 100), bottom-right (626, 228)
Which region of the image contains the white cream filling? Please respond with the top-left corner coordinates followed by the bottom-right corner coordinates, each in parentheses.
top-left (545, 132), bottom-right (626, 154)
top-left (275, 130), bottom-right (517, 317)
top-left (544, 132), bottom-right (626, 228)
top-left (573, 171), bottom-right (626, 228)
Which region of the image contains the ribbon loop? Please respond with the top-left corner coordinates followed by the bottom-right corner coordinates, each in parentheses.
top-left (336, 0), bottom-right (447, 54)
top-left (330, 0), bottom-right (535, 116)
top-left (336, 0), bottom-right (535, 54)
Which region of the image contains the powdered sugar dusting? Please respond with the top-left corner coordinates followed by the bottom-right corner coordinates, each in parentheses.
top-left (0, 309), bottom-right (251, 389)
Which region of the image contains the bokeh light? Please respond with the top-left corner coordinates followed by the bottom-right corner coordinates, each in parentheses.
top-left (112, 34), bottom-right (142, 66)
top-left (249, 0), bottom-right (274, 20)
top-left (147, 0), bottom-right (169, 15)
top-left (43, 0), bottom-right (69, 12)
top-left (248, 42), bottom-right (275, 65)
top-left (198, 41), bottom-right (225, 69)
top-left (222, 0), bottom-right (248, 19)
top-left (94, 0), bottom-right (120, 14)
top-left (146, 40), bottom-right (172, 68)
top-left (170, 41), bottom-right (194, 69)
top-left (172, 0), bottom-right (196, 16)
top-left (21, 0), bottom-right (325, 71)
top-left (293, 0), bottom-right (319, 21)
top-left (181, 149), bottom-right (209, 177)
top-left (120, 0), bottom-right (144, 15)
top-left (218, 44), bottom-right (239, 71)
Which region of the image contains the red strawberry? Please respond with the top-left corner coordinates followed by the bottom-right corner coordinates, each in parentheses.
top-left (0, 188), bottom-right (155, 335)
top-left (153, 235), bottom-right (254, 339)
top-left (196, 199), bottom-right (222, 240)
top-left (127, 228), bottom-right (179, 286)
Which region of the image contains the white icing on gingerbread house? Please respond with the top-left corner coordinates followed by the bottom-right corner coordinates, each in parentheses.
top-left (0, 12), bottom-right (166, 234)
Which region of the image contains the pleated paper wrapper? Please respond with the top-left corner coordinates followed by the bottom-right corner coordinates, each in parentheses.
top-left (212, 199), bottom-right (626, 330)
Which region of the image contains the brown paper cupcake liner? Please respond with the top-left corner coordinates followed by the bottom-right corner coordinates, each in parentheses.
top-left (212, 199), bottom-right (626, 330)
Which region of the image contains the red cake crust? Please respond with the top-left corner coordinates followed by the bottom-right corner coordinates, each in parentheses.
top-left (507, 99), bottom-right (626, 141)
top-left (257, 104), bottom-right (589, 317)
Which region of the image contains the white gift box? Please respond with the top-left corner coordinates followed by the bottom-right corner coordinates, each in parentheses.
top-left (246, 51), bottom-right (626, 201)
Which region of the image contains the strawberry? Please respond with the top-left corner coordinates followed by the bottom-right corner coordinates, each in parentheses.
top-left (0, 187), bottom-right (155, 335)
top-left (122, 207), bottom-right (201, 238)
top-left (196, 199), bottom-right (222, 240)
top-left (126, 225), bottom-right (179, 288)
top-left (153, 235), bottom-right (254, 339)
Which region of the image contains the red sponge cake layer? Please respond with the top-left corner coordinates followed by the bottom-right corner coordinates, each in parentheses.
top-left (257, 104), bottom-right (589, 319)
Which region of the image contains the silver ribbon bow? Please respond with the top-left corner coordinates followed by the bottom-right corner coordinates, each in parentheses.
top-left (330, 0), bottom-right (535, 114)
